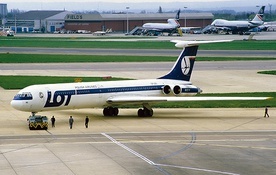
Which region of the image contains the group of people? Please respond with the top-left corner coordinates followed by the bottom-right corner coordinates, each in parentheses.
top-left (51, 116), bottom-right (90, 129)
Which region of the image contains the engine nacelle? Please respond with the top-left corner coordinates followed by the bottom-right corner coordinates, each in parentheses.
top-left (162, 84), bottom-right (202, 96)
top-left (162, 85), bottom-right (171, 95)
top-left (162, 85), bottom-right (181, 95)
top-left (173, 85), bottom-right (181, 95)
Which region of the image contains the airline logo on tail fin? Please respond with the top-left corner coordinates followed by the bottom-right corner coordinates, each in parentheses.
top-left (182, 56), bottom-right (196, 75)
top-left (258, 6), bottom-right (265, 16)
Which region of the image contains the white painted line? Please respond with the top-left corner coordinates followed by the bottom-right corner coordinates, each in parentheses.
top-left (101, 133), bottom-right (155, 165)
top-left (102, 133), bottom-right (240, 175)
top-left (156, 163), bottom-right (240, 175)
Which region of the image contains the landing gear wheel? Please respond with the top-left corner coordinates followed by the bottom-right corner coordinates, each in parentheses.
top-left (103, 107), bottom-right (119, 116)
top-left (138, 108), bottom-right (144, 117)
top-left (137, 108), bottom-right (153, 117)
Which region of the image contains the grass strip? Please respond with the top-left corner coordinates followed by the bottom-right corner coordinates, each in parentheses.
top-left (153, 92), bottom-right (275, 108)
top-left (0, 75), bottom-right (131, 89)
top-left (258, 70), bottom-right (276, 75)
top-left (0, 38), bottom-right (276, 50)
top-left (0, 53), bottom-right (275, 63)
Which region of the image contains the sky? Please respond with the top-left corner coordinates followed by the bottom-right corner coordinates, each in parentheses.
top-left (1, 0), bottom-right (274, 12)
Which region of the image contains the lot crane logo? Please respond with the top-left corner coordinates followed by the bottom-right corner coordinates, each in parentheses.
top-left (44, 90), bottom-right (75, 108)
top-left (181, 56), bottom-right (195, 75)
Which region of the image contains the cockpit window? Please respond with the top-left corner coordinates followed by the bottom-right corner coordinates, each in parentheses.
top-left (13, 92), bottom-right (33, 100)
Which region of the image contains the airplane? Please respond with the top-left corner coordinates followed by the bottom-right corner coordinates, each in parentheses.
top-left (210, 6), bottom-right (265, 35)
top-left (141, 9), bottom-right (182, 36)
top-left (11, 40), bottom-right (270, 117)
top-left (259, 21), bottom-right (276, 31)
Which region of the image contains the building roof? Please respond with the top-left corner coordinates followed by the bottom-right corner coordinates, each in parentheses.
top-left (17, 10), bottom-right (66, 20)
top-left (102, 13), bottom-right (213, 20)
top-left (65, 12), bottom-right (213, 22)
top-left (46, 11), bottom-right (72, 20)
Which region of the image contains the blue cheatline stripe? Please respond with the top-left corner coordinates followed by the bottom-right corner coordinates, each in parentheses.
top-left (181, 88), bottom-right (199, 93)
top-left (76, 85), bottom-right (163, 95)
top-left (54, 90), bottom-right (76, 95)
top-left (13, 85), bottom-right (199, 102)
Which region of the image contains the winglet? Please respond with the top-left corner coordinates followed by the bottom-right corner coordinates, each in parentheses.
top-left (171, 40), bottom-right (233, 48)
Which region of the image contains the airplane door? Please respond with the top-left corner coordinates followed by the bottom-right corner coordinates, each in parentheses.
top-left (38, 88), bottom-right (48, 108)
top-left (96, 84), bottom-right (103, 98)
top-left (29, 88), bottom-right (47, 111)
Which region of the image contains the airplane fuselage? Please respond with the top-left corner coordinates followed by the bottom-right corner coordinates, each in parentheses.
top-left (11, 79), bottom-right (199, 113)
top-left (142, 19), bottom-right (180, 34)
top-left (210, 6), bottom-right (265, 34)
top-left (142, 23), bottom-right (177, 30)
top-left (211, 19), bottom-right (264, 32)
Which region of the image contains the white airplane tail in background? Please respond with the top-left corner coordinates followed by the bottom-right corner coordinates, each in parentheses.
top-left (252, 6), bottom-right (265, 23)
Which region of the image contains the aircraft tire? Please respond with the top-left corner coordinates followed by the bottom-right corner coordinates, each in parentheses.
top-left (103, 108), bottom-right (109, 116)
top-left (113, 107), bottom-right (119, 116)
top-left (138, 108), bottom-right (144, 117)
top-left (138, 108), bottom-right (153, 117)
top-left (103, 107), bottom-right (119, 116)
top-left (145, 108), bottom-right (153, 117)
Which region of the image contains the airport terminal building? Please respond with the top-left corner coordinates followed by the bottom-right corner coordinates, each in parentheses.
top-left (64, 12), bottom-right (214, 33)
top-left (4, 10), bottom-right (213, 33)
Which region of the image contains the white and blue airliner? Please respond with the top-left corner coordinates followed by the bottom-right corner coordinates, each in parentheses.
top-left (11, 40), bottom-right (269, 117)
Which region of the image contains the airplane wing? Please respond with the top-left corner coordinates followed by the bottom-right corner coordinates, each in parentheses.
top-left (107, 96), bottom-right (270, 105)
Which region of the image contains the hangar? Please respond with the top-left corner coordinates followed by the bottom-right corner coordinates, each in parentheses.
top-left (5, 10), bottom-right (72, 33)
top-left (64, 12), bottom-right (213, 33)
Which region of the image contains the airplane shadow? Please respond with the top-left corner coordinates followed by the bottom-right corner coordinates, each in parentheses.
top-left (55, 108), bottom-right (263, 120)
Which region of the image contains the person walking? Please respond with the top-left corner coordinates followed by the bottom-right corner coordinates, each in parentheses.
top-left (51, 116), bottom-right (56, 127)
top-left (69, 116), bottom-right (74, 129)
top-left (85, 116), bottom-right (89, 128)
top-left (264, 106), bottom-right (270, 118)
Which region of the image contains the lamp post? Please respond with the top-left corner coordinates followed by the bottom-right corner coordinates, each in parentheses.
top-left (14, 14), bottom-right (16, 34)
top-left (126, 6), bottom-right (130, 34)
top-left (184, 6), bottom-right (187, 33)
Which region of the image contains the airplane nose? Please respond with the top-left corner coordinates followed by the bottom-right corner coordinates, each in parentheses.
top-left (11, 100), bottom-right (22, 110)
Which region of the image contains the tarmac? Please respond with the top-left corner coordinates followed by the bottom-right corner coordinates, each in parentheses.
top-left (0, 32), bottom-right (276, 175)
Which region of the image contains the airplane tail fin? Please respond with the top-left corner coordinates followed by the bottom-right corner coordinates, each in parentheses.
top-left (252, 6), bottom-right (265, 22)
top-left (175, 9), bottom-right (180, 20)
top-left (167, 9), bottom-right (181, 27)
top-left (159, 40), bottom-right (232, 81)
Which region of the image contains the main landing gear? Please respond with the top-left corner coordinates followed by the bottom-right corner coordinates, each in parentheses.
top-left (137, 107), bottom-right (153, 117)
top-left (103, 105), bottom-right (154, 117)
top-left (103, 107), bottom-right (119, 116)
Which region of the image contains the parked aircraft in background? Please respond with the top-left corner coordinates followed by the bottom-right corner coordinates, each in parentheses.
top-left (259, 21), bottom-right (276, 31)
top-left (11, 40), bottom-right (270, 117)
top-left (141, 9), bottom-right (182, 36)
top-left (210, 6), bottom-right (265, 35)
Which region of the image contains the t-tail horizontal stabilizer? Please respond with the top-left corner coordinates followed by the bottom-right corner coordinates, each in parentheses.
top-left (171, 40), bottom-right (233, 48)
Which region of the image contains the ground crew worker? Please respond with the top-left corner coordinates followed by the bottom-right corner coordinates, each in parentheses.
top-left (85, 116), bottom-right (89, 128)
top-left (69, 116), bottom-right (74, 129)
top-left (264, 106), bottom-right (270, 118)
top-left (51, 116), bottom-right (55, 127)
